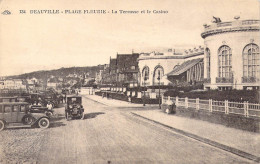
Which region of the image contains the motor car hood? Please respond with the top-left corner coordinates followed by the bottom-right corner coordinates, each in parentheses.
top-left (30, 113), bottom-right (48, 120)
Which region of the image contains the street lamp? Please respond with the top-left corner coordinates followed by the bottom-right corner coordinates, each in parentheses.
top-left (143, 72), bottom-right (148, 106)
top-left (157, 70), bottom-right (161, 109)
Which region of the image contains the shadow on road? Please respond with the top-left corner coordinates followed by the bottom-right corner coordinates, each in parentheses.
top-left (51, 115), bottom-right (65, 122)
top-left (49, 121), bottom-right (66, 128)
top-left (85, 112), bottom-right (105, 119)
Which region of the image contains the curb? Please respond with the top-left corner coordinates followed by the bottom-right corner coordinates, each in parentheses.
top-left (83, 95), bottom-right (149, 108)
top-left (131, 112), bottom-right (260, 163)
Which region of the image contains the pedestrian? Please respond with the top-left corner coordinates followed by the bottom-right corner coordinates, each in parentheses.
top-left (46, 101), bottom-right (53, 112)
top-left (128, 96), bottom-right (131, 103)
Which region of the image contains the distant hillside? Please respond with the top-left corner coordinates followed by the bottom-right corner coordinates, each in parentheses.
top-left (8, 65), bottom-right (105, 79)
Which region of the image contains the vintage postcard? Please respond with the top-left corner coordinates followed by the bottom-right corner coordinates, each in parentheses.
top-left (0, 0), bottom-right (259, 163)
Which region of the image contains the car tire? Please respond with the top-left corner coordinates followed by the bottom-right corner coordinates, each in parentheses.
top-left (38, 118), bottom-right (50, 128)
top-left (81, 112), bottom-right (84, 120)
top-left (0, 120), bottom-right (5, 131)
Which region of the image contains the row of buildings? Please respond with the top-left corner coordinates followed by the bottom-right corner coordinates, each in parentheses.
top-left (0, 77), bottom-right (78, 92)
top-left (96, 17), bottom-right (260, 93)
top-left (1, 17), bottom-right (259, 95)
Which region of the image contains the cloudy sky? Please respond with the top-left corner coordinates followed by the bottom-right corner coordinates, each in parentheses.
top-left (0, 0), bottom-right (259, 76)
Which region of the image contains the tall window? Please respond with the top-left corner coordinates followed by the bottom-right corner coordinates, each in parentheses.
top-left (206, 48), bottom-right (210, 79)
top-left (243, 44), bottom-right (260, 78)
top-left (153, 66), bottom-right (164, 85)
top-left (218, 45), bottom-right (232, 78)
top-left (142, 66), bottom-right (149, 81)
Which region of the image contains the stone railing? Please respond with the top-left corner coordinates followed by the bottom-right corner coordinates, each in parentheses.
top-left (216, 77), bottom-right (233, 83)
top-left (242, 77), bottom-right (259, 83)
top-left (201, 19), bottom-right (260, 38)
top-left (205, 20), bottom-right (259, 30)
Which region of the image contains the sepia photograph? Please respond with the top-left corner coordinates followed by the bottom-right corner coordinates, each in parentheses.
top-left (0, 0), bottom-right (259, 163)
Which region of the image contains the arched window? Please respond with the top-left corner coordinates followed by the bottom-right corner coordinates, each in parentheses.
top-left (153, 66), bottom-right (164, 85)
top-left (243, 44), bottom-right (259, 78)
top-left (142, 66), bottom-right (149, 81)
top-left (218, 45), bottom-right (232, 78)
top-left (205, 48), bottom-right (210, 78)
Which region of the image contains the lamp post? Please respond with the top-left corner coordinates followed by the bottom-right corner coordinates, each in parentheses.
top-left (157, 70), bottom-right (161, 109)
top-left (143, 73), bottom-right (147, 106)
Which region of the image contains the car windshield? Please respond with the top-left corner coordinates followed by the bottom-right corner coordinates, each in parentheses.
top-left (68, 97), bottom-right (81, 104)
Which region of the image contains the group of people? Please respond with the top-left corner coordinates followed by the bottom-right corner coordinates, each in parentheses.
top-left (30, 97), bottom-right (54, 112)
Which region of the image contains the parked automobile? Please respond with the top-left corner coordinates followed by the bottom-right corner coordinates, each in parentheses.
top-left (65, 96), bottom-right (84, 120)
top-left (29, 93), bottom-right (58, 108)
top-left (29, 93), bottom-right (42, 104)
top-left (42, 95), bottom-right (58, 108)
top-left (0, 102), bottom-right (50, 131)
top-left (29, 105), bottom-right (53, 117)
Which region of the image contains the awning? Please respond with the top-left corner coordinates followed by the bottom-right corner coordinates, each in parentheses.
top-left (167, 58), bottom-right (203, 76)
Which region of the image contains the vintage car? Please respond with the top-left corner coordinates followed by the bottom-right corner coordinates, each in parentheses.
top-left (29, 105), bottom-right (53, 117)
top-left (29, 93), bottom-right (57, 108)
top-left (65, 96), bottom-right (84, 120)
top-left (42, 95), bottom-right (58, 108)
top-left (29, 93), bottom-right (42, 104)
top-left (0, 102), bottom-right (50, 131)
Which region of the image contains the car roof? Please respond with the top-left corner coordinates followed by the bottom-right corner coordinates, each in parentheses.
top-left (0, 102), bottom-right (29, 105)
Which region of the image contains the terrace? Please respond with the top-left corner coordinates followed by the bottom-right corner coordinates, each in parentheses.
top-left (201, 19), bottom-right (260, 38)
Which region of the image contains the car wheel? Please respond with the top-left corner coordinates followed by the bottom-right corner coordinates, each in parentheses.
top-left (0, 120), bottom-right (5, 131)
top-left (38, 118), bottom-right (50, 128)
top-left (24, 116), bottom-right (34, 125)
top-left (81, 112), bottom-right (84, 120)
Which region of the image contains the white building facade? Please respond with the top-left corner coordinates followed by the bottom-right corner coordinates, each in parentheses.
top-left (202, 19), bottom-right (260, 90)
top-left (138, 48), bottom-right (204, 87)
top-left (0, 79), bottom-right (26, 90)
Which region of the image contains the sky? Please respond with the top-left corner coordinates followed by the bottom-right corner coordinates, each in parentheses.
top-left (0, 0), bottom-right (259, 76)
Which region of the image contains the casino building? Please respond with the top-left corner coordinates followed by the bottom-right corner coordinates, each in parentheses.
top-left (138, 47), bottom-right (204, 87)
top-left (202, 18), bottom-right (260, 90)
top-left (138, 17), bottom-right (260, 91)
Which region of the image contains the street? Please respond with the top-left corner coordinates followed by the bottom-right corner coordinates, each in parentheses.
top-left (0, 96), bottom-right (255, 164)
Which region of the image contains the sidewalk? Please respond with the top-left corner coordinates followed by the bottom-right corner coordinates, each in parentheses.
top-left (132, 109), bottom-right (260, 161)
top-left (85, 94), bottom-right (259, 162)
top-left (83, 94), bottom-right (157, 108)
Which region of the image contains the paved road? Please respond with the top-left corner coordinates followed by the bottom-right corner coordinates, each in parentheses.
top-left (0, 96), bottom-right (255, 163)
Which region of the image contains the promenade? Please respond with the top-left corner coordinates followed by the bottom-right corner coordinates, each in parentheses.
top-left (85, 94), bottom-right (260, 162)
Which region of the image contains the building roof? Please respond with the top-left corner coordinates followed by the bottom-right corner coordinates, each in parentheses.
top-left (116, 53), bottom-right (139, 71)
top-left (167, 58), bottom-right (203, 76)
top-left (110, 58), bottom-right (117, 70)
